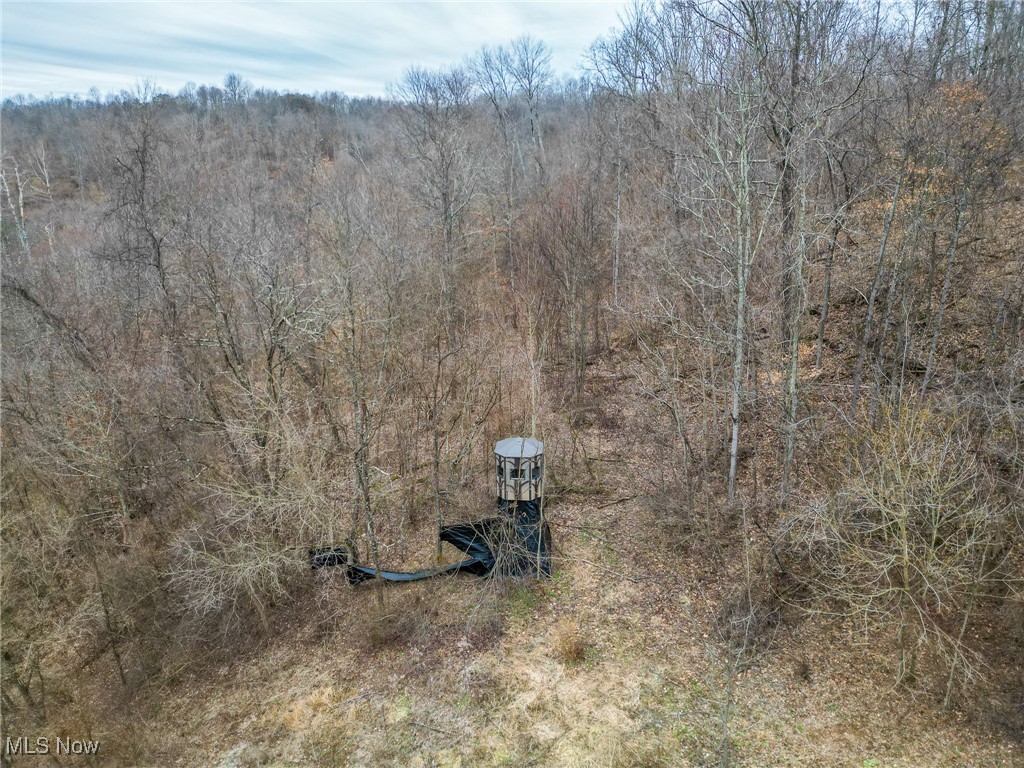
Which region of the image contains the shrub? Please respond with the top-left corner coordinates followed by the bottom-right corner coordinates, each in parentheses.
top-left (794, 405), bottom-right (1008, 694)
top-left (168, 529), bottom-right (301, 633)
top-left (552, 618), bottom-right (589, 664)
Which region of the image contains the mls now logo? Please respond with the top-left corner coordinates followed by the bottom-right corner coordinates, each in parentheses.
top-left (4, 736), bottom-right (100, 755)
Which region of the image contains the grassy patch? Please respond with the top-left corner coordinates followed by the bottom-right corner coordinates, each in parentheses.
top-left (301, 727), bottom-right (355, 765)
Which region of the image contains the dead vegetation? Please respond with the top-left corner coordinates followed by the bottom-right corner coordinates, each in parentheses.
top-left (2, 1), bottom-right (1024, 766)
top-left (552, 618), bottom-right (590, 665)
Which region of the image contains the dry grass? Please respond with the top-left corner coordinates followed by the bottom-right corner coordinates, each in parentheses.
top-left (354, 590), bottom-right (437, 652)
top-left (552, 618), bottom-right (590, 664)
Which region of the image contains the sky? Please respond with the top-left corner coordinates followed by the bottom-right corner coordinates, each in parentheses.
top-left (1, 1), bottom-right (629, 100)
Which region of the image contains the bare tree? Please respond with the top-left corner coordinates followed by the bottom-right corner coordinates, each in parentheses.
top-left (391, 65), bottom-right (476, 273)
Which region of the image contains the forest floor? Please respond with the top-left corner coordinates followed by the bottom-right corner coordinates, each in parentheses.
top-left (75, 350), bottom-right (1022, 768)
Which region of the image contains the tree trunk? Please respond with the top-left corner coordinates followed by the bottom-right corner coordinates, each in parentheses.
top-left (921, 189), bottom-right (969, 396)
top-left (851, 170), bottom-right (905, 414)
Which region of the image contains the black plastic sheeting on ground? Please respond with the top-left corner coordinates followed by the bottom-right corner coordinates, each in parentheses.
top-left (500, 498), bottom-right (553, 578)
top-left (309, 504), bottom-right (551, 585)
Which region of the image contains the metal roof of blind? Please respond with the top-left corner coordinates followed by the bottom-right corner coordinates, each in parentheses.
top-left (494, 437), bottom-right (543, 458)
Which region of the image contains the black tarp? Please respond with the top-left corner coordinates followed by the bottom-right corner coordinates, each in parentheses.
top-left (500, 498), bottom-right (552, 578)
top-left (309, 505), bottom-right (550, 585)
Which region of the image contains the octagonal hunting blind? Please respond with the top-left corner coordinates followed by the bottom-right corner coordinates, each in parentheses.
top-left (494, 436), bottom-right (544, 502)
top-left (494, 437), bottom-right (550, 577)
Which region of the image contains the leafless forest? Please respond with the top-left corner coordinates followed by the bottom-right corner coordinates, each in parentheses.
top-left (2, 1), bottom-right (1023, 765)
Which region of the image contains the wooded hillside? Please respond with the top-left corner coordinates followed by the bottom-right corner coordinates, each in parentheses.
top-left (2, 2), bottom-right (1022, 765)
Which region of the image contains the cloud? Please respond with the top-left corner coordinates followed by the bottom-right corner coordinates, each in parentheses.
top-left (1, 1), bottom-right (626, 99)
